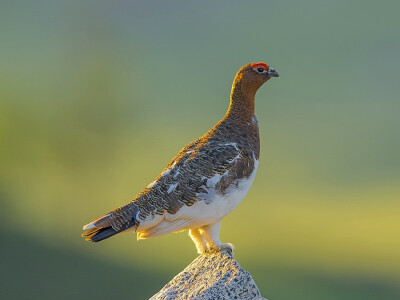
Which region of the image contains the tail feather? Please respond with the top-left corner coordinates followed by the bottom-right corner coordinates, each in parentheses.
top-left (82, 204), bottom-right (139, 242)
top-left (81, 227), bottom-right (100, 237)
top-left (83, 213), bottom-right (113, 230)
top-left (83, 226), bottom-right (124, 242)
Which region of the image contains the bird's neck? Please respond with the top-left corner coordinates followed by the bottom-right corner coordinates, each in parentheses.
top-left (225, 81), bottom-right (256, 122)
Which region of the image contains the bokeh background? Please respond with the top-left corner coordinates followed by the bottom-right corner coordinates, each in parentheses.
top-left (1, 1), bottom-right (399, 299)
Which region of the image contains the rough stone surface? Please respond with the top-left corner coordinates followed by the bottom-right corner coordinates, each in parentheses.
top-left (150, 251), bottom-right (266, 300)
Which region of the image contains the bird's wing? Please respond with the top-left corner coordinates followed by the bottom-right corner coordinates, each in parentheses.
top-left (133, 141), bottom-right (255, 223)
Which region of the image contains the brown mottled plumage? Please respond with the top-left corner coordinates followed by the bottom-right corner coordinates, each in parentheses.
top-left (82, 62), bottom-right (279, 254)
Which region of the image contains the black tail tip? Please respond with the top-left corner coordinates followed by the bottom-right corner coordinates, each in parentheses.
top-left (84, 227), bottom-right (118, 242)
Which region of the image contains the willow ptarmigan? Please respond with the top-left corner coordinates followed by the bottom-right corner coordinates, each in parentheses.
top-left (82, 62), bottom-right (279, 254)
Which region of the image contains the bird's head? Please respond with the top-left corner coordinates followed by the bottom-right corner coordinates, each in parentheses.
top-left (249, 62), bottom-right (279, 80)
top-left (232, 62), bottom-right (279, 98)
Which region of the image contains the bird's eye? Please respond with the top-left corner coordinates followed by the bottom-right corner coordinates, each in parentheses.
top-left (257, 67), bottom-right (264, 73)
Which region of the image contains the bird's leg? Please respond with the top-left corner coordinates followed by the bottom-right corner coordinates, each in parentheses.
top-left (188, 228), bottom-right (208, 254)
top-left (200, 221), bottom-right (234, 256)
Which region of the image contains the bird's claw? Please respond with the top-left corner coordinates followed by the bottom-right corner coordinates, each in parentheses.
top-left (199, 243), bottom-right (234, 257)
top-left (220, 243), bottom-right (234, 257)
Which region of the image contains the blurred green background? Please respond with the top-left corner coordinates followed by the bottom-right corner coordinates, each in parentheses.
top-left (1, 1), bottom-right (399, 299)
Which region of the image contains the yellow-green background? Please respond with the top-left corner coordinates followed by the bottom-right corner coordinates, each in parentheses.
top-left (1, 1), bottom-right (399, 299)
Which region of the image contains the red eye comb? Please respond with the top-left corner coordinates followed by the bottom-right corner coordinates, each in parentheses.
top-left (250, 62), bottom-right (269, 70)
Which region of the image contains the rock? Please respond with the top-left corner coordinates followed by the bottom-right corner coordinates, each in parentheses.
top-left (150, 250), bottom-right (266, 300)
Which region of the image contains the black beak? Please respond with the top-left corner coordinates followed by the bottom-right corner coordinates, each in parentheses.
top-left (267, 67), bottom-right (279, 77)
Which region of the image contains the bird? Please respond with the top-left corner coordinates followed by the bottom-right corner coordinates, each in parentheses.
top-left (82, 62), bottom-right (279, 255)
